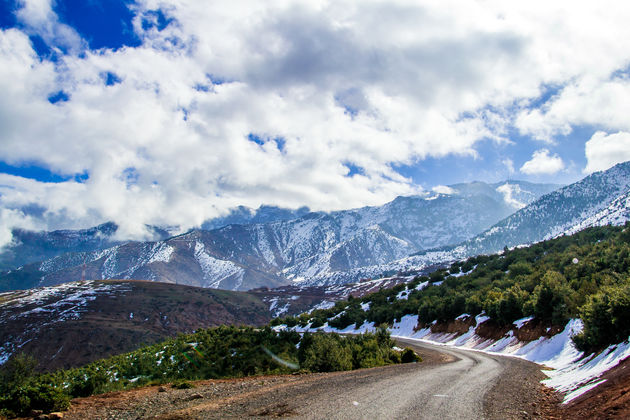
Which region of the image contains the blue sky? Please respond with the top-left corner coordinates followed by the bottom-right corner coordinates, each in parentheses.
top-left (1, 0), bottom-right (630, 242)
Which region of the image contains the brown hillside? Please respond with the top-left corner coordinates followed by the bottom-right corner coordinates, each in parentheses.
top-left (0, 280), bottom-right (271, 371)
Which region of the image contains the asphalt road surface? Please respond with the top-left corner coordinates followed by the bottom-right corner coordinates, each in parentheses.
top-left (295, 338), bottom-right (514, 420)
top-left (65, 338), bottom-right (550, 420)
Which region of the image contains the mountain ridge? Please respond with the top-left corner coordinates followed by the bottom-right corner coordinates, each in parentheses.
top-left (0, 180), bottom-right (558, 292)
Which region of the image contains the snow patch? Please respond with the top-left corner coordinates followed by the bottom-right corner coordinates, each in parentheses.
top-left (283, 313), bottom-right (629, 403)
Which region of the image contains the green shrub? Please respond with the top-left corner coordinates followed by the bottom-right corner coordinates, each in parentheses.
top-left (0, 355), bottom-right (69, 417)
top-left (172, 380), bottom-right (195, 389)
top-left (299, 333), bottom-right (353, 372)
top-left (573, 284), bottom-right (630, 353)
top-left (401, 348), bottom-right (419, 363)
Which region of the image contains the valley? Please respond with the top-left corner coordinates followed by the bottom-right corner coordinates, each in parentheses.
top-left (3, 3), bottom-right (630, 418)
top-left (2, 163), bottom-right (630, 418)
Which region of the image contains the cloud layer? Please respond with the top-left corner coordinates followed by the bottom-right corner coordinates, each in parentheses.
top-left (1, 0), bottom-right (630, 245)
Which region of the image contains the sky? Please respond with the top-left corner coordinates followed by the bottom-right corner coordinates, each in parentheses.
top-left (1, 0), bottom-right (630, 246)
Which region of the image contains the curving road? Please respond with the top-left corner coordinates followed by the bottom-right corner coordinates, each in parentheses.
top-left (65, 338), bottom-right (550, 420)
top-left (296, 338), bottom-right (518, 420)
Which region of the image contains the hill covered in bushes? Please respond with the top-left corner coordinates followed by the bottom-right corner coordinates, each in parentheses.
top-left (0, 326), bottom-right (414, 417)
top-left (273, 224), bottom-right (630, 354)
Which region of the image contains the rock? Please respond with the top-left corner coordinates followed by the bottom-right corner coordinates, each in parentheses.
top-left (49, 413), bottom-right (65, 419)
top-left (158, 386), bottom-right (168, 392)
top-left (29, 409), bottom-right (44, 417)
top-left (185, 393), bottom-right (204, 401)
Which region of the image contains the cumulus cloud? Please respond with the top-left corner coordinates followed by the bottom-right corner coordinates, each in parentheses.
top-left (15, 0), bottom-right (84, 53)
top-left (1, 0), bottom-right (630, 242)
top-left (520, 149), bottom-right (565, 175)
top-left (516, 76), bottom-right (630, 142)
top-left (584, 131), bottom-right (630, 174)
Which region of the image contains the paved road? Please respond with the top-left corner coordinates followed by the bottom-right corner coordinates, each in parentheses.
top-left (65, 338), bottom-right (548, 420)
top-left (298, 338), bottom-right (505, 420)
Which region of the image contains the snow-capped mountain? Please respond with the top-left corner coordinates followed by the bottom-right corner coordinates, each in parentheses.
top-left (447, 161), bottom-right (630, 258)
top-left (304, 161), bottom-right (630, 286)
top-left (0, 222), bottom-right (122, 272)
top-left (0, 180), bottom-right (557, 292)
top-left (0, 206), bottom-right (310, 273)
top-left (201, 205), bottom-right (311, 230)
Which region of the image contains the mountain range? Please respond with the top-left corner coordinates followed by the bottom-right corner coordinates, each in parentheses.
top-left (0, 180), bottom-right (558, 292)
top-left (348, 161), bottom-right (630, 281)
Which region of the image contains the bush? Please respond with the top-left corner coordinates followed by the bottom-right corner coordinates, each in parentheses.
top-left (0, 355), bottom-right (69, 417)
top-left (573, 284), bottom-right (630, 353)
top-left (401, 348), bottom-right (419, 363)
top-left (299, 333), bottom-right (353, 372)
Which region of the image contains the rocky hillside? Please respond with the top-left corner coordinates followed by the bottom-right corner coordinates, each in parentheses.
top-left (0, 222), bottom-right (121, 272)
top-left (0, 181), bottom-right (557, 292)
top-left (434, 160), bottom-right (630, 261)
top-left (0, 280), bottom-right (270, 371)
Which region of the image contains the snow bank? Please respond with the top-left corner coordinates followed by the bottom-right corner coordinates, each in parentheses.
top-left (278, 314), bottom-right (630, 404)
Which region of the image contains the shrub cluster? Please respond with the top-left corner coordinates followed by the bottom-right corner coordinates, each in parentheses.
top-left (0, 326), bottom-right (403, 417)
top-left (275, 224), bottom-right (630, 354)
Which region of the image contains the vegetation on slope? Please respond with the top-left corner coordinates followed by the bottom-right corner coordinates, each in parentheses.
top-left (273, 224), bottom-right (630, 354)
top-left (0, 325), bottom-right (414, 417)
top-left (0, 280), bottom-right (272, 372)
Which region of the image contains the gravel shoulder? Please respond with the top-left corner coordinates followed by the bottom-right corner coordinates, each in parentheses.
top-left (56, 340), bottom-right (560, 420)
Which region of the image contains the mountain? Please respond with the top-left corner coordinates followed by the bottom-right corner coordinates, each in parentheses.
top-left (0, 180), bottom-right (558, 292)
top-left (0, 280), bottom-right (271, 371)
top-left (0, 222), bottom-right (177, 273)
top-left (201, 205), bottom-right (311, 230)
top-left (0, 222), bottom-right (120, 272)
top-left (0, 206), bottom-right (310, 273)
top-left (298, 162), bottom-right (630, 285)
top-left (438, 161), bottom-right (630, 259)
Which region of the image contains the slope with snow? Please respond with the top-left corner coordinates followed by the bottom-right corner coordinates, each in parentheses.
top-left (279, 311), bottom-right (630, 405)
top-left (1, 180), bottom-right (556, 291)
top-left (449, 161), bottom-right (630, 259)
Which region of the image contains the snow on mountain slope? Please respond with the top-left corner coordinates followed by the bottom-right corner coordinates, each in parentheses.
top-left (0, 180), bottom-right (557, 291)
top-left (562, 189), bottom-right (630, 236)
top-left (306, 162), bottom-right (630, 286)
top-left (411, 161), bottom-right (630, 264)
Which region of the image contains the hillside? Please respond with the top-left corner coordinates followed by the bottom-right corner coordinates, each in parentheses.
top-left (0, 180), bottom-right (557, 292)
top-left (0, 326), bottom-right (406, 417)
top-left (0, 280), bottom-right (271, 371)
top-left (272, 224), bottom-right (630, 407)
top-left (277, 224), bottom-right (630, 351)
top-left (439, 160), bottom-right (630, 260)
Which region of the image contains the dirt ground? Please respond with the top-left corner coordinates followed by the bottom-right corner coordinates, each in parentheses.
top-left (553, 355), bottom-right (630, 419)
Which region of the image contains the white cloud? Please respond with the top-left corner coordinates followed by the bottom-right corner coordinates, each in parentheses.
top-left (516, 76), bottom-right (630, 142)
top-left (520, 149), bottom-right (565, 175)
top-left (1, 1), bottom-right (630, 240)
top-left (15, 0), bottom-right (84, 54)
top-left (0, 208), bottom-right (39, 249)
top-left (502, 158), bottom-right (515, 176)
top-left (584, 131), bottom-right (630, 174)
top-left (432, 185), bottom-right (455, 195)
